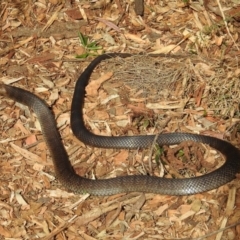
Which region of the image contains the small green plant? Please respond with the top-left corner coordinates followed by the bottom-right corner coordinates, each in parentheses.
top-left (142, 119), bottom-right (150, 129)
top-left (177, 149), bottom-right (185, 158)
top-left (154, 145), bottom-right (164, 165)
top-left (76, 32), bottom-right (103, 58)
top-left (177, 149), bottom-right (187, 162)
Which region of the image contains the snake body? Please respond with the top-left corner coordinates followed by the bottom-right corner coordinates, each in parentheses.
top-left (1, 53), bottom-right (240, 196)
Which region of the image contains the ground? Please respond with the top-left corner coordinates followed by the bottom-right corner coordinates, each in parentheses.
top-left (1, 0), bottom-right (240, 239)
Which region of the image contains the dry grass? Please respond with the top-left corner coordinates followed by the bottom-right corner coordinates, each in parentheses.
top-left (105, 55), bottom-right (240, 118)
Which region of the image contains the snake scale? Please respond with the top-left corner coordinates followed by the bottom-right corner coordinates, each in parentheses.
top-left (1, 53), bottom-right (240, 196)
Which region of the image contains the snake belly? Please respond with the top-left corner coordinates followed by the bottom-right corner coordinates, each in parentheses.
top-left (1, 53), bottom-right (240, 196)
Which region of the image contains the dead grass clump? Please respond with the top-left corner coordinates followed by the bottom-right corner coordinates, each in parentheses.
top-left (102, 55), bottom-right (240, 119)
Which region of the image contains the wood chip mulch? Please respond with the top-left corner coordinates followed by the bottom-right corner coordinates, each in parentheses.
top-left (1, 0), bottom-right (240, 239)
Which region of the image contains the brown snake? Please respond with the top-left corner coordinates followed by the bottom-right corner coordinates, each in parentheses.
top-left (1, 53), bottom-right (240, 196)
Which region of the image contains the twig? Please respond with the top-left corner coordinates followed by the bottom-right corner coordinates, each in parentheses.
top-left (216, 0), bottom-right (239, 50)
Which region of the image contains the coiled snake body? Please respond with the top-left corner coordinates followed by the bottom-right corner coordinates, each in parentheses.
top-left (1, 53), bottom-right (240, 196)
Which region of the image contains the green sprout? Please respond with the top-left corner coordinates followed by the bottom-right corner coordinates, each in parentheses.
top-left (177, 149), bottom-right (188, 162)
top-left (155, 145), bottom-right (164, 165)
top-left (177, 149), bottom-right (185, 158)
top-left (76, 32), bottom-right (103, 58)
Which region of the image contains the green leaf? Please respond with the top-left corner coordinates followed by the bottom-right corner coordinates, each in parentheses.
top-left (177, 150), bottom-right (184, 157)
top-left (78, 32), bottom-right (88, 47)
top-left (142, 119), bottom-right (150, 129)
top-left (155, 145), bottom-right (164, 165)
top-left (87, 41), bottom-right (97, 48)
top-left (88, 46), bottom-right (103, 51)
top-left (75, 52), bottom-right (89, 59)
